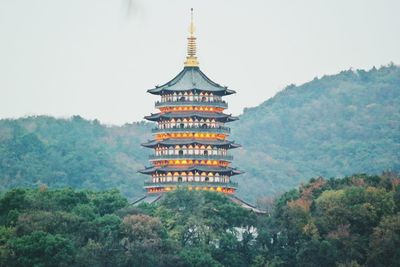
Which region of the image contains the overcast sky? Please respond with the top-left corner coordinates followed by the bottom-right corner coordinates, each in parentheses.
top-left (1, 0), bottom-right (399, 125)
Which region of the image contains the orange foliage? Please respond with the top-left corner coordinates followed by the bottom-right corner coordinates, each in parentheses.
top-left (288, 198), bottom-right (311, 212)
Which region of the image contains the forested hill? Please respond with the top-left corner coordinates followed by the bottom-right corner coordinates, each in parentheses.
top-left (0, 116), bottom-right (152, 199)
top-left (232, 64), bottom-right (400, 200)
top-left (0, 64), bottom-right (399, 202)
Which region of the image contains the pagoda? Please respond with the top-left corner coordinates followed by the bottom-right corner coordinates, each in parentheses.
top-left (139, 9), bottom-right (242, 195)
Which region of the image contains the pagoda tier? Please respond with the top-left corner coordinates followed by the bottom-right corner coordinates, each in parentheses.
top-left (144, 111), bottom-right (238, 122)
top-left (139, 165), bottom-right (242, 175)
top-left (139, 11), bottom-right (241, 195)
top-left (141, 139), bottom-right (241, 149)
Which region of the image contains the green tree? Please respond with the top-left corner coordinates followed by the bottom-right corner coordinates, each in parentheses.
top-left (367, 214), bottom-right (400, 267)
top-left (7, 231), bottom-right (76, 267)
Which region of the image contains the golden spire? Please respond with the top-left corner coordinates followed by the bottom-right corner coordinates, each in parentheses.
top-left (184, 8), bottom-right (199, 67)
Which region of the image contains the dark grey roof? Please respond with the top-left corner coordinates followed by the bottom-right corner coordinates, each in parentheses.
top-left (147, 67), bottom-right (236, 95)
top-left (139, 165), bottom-right (242, 175)
top-left (229, 196), bottom-right (267, 214)
top-left (132, 194), bottom-right (163, 206)
top-left (141, 138), bottom-right (241, 149)
top-left (144, 111), bottom-right (238, 122)
top-left (131, 194), bottom-right (266, 214)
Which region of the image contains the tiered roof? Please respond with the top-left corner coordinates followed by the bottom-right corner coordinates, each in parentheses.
top-left (147, 66), bottom-right (236, 96)
top-left (144, 111), bottom-right (238, 122)
top-left (141, 139), bottom-right (241, 149)
top-left (139, 165), bottom-right (242, 175)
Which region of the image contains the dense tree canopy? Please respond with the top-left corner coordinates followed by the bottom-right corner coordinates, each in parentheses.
top-left (0, 173), bottom-right (399, 266)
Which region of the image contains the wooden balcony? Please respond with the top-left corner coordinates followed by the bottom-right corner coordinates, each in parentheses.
top-left (143, 181), bottom-right (238, 189)
top-left (155, 100), bottom-right (228, 109)
top-left (148, 154), bottom-right (233, 161)
top-left (152, 126), bottom-right (230, 134)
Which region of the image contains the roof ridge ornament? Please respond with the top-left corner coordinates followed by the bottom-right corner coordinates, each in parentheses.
top-left (184, 8), bottom-right (199, 67)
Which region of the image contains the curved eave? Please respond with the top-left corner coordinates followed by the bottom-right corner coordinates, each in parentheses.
top-left (141, 139), bottom-right (241, 149)
top-left (139, 166), bottom-right (243, 175)
top-left (144, 112), bottom-right (238, 122)
top-left (148, 88), bottom-right (236, 96)
top-left (147, 67), bottom-right (235, 96)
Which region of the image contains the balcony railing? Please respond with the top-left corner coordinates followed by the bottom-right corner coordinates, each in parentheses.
top-left (149, 154), bottom-right (233, 161)
top-left (152, 126), bottom-right (230, 134)
top-left (144, 181), bottom-right (238, 188)
top-left (155, 100), bottom-right (228, 108)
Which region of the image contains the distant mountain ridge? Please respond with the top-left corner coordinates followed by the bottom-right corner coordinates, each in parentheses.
top-left (0, 64), bottom-right (399, 201)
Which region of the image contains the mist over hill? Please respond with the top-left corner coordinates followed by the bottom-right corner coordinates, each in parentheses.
top-left (0, 64), bottom-right (399, 202)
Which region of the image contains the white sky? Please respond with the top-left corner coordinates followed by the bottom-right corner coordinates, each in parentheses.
top-left (1, 0), bottom-right (399, 125)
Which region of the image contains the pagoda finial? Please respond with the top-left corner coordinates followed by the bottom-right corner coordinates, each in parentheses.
top-left (184, 8), bottom-right (199, 67)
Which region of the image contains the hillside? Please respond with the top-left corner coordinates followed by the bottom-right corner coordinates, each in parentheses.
top-left (0, 116), bottom-right (151, 199)
top-left (0, 64), bottom-right (399, 202)
top-left (232, 64), bottom-right (400, 200)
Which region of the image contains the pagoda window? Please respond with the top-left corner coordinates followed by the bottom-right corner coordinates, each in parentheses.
top-left (178, 177), bottom-right (182, 182)
top-left (178, 150), bottom-right (184, 156)
top-left (205, 177), bottom-right (209, 182)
